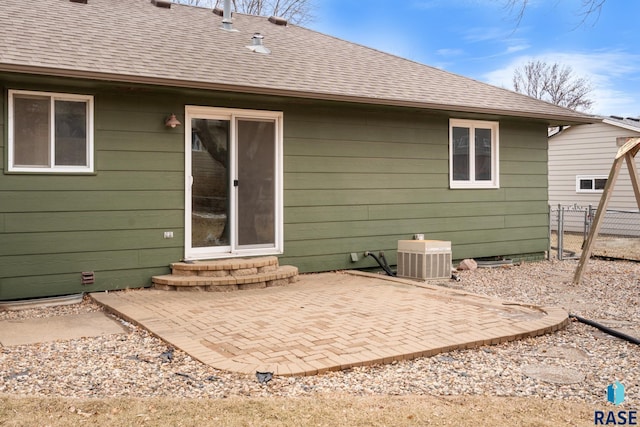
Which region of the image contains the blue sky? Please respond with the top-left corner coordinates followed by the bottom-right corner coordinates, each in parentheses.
top-left (308, 0), bottom-right (640, 117)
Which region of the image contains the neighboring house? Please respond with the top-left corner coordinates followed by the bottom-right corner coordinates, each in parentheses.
top-left (549, 116), bottom-right (640, 210)
top-left (0, 0), bottom-right (593, 300)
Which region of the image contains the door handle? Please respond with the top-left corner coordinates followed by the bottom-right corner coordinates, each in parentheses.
top-left (233, 179), bottom-right (239, 187)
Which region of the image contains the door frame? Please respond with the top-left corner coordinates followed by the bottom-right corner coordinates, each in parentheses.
top-left (184, 105), bottom-right (284, 260)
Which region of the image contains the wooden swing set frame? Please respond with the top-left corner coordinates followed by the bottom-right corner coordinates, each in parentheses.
top-left (574, 137), bottom-right (640, 284)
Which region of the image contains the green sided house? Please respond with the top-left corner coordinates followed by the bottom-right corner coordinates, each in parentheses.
top-left (0, 0), bottom-right (593, 300)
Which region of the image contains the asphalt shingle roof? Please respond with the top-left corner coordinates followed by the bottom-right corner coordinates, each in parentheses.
top-left (605, 116), bottom-right (640, 132)
top-left (0, 0), bottom-right (594, 124)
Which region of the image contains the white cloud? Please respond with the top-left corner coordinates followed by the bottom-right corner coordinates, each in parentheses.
top-left (505, 44), bottom-right (530, 54)
top-left (463, 26), bottom-right (513, 43)
top-left (461, 25), bottom-right (532, 58)
top-left (436, 48), bottom-right (465, 57)
top-left (482, 50), bottom-right (640, 116)
top-left (411, 0), bottom-right (513, 10)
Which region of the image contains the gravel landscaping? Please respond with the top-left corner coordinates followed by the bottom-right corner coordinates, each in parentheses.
top-left (1, 259), bottom-right (638, 407)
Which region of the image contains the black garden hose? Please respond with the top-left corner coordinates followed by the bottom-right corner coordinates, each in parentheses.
top-left (364, 251), bottom-right (396, 277)
top-left (570, 314), bottom-right (640, 345)
top-left (378, 251), bottom-right (396, 277)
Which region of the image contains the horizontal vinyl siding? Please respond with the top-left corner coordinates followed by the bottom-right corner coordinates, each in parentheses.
top-left (0, 94), bottom-right (3, 174)
top-left (1, 77), bottom-right (551, 298)
top-left (279, 107), bottom-right (550, 272)
top-left (548, 123), bottom-right (640, 210)
top-left (0, 86), bottom-right (185, 300)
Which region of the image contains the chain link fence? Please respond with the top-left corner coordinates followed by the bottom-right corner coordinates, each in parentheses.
top-left (549, 204), bottom-right (640, 261)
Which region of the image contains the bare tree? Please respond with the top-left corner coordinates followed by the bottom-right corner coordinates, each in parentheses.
top-left (513, 60), bottom-right (593, 111)
top-left (174, 0), bottom-right (315, 25)
top-left (505, 0), bottom-right (606, 27)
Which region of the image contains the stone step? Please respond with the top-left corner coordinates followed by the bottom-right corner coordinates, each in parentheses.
top-left (152, 265), bottom-right (298, 292)
top-left (170, 256), bottom-right (280, 277)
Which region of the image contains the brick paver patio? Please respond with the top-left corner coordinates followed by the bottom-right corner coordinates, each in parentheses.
top-left (91, 271), bottom-right (568, 376)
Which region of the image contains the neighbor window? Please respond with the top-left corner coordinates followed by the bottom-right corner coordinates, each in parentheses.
top-left (576, 175), bottom-right (607, 193)
top-left (8, 90), bottom-right (94, 172)
top-left (449, 119), bottom-right (499, 189)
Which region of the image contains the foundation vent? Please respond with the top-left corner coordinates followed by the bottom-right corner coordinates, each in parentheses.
top-left (81, 271), bottom-right (95, 285)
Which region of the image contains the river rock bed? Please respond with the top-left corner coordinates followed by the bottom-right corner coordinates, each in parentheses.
top-left (1, 259), bottom-right (638, 407)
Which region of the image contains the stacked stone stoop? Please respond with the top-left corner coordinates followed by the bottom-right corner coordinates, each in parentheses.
top-left (152, 256), bottom-right (298, 292)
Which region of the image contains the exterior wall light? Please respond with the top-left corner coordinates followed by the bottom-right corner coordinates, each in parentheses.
top-left (165, 113), bottom-right (181, 128)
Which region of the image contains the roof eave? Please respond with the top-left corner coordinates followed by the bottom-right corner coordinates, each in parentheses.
top-left (0, 64), bottom-right (595, 125)
top-left (603, 118), bottom-right (640, 133)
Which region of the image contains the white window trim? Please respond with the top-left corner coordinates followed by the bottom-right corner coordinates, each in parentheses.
top-left (449, 118), bottom-right (499, 189)
top-left (184, 106), bottom-right (284, 260)
top-left (7, 89), bottom-right (94, 173)
top-left (576, 175), bottom-right (608, 193)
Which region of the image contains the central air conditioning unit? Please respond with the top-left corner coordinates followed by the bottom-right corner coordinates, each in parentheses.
top-left (397, 240), bottom-right (452, 280)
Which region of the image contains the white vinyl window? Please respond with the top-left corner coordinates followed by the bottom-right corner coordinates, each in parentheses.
top-left (8, 90), bottom-right (94, 173)
top-left (576, 175), bottom-right (607, 193)
top-left (449, 119), bottom-right (499, 189)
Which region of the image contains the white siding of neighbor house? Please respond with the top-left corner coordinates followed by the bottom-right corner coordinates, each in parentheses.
top-left (549, 122), bottom-right (640, 211)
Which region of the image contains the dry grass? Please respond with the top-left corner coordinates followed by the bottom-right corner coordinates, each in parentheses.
top-left (551, 231), bottom-right (640, 261)
top-left (0, 394), bottom-right (599, 426)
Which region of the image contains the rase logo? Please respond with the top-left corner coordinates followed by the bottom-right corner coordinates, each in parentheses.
top-left (595, 381), bottom-right (637, 425)
top-left (609, 382), bottom-right (626, 406)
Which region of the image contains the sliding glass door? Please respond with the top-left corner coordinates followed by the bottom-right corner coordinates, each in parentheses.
top-left (185, 107), bottom-right (282, 259)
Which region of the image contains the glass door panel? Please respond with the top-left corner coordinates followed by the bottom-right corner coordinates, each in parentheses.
top-left (190, 119), bottom-right (230, 248)
top-left (237, 119), bottom-right (276, 247)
